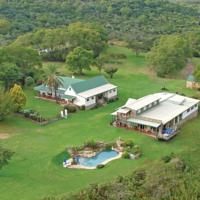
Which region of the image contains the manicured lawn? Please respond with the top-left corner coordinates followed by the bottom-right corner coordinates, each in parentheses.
top-left (0, 45), bottom-right (200, 200)
top-left (24, 89), bottom-right (62, 118)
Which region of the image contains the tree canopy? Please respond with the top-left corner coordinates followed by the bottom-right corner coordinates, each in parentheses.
top-left (0, 62), bottom-right (22, 91)
top-left (0, 0), bottom-right (199, 47)
top-left (9, 84), bottom-right (26, 112)
top-left (148, 35), bottom-right (192, 77)
top-left (0, 91), bottom-right (12, 121)
top-left (66, 47), bottom-right (93, 75)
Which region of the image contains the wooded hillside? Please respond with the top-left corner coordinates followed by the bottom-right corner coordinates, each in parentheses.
top-left (0, 0), bottom-right (199, 45)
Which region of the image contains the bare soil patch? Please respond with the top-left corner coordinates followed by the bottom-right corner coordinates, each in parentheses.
top-left (0, 133), bottom-right (10, 140)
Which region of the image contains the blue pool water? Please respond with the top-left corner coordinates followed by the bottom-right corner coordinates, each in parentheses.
top-left (76, 150), bottom-right (119, 167)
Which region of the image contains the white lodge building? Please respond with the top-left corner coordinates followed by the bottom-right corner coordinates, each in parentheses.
top-left (34, 75), bottom-right (118, 109)
top-left (111, 92), bottom-right (199, 140)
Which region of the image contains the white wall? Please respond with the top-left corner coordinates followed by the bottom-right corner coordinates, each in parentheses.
top-left (104, 88), bottom-right (118, 99)
top-left (85, 96), bottom-right (96, 107)
top-left (65, 86), bottom-right (76, 96)
top-left (73, 95), bottom-right (86, 107)
top-left (182, 104), bottom-right (198, 119)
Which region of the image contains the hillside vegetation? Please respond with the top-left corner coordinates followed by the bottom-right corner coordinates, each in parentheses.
top-left (0, 0), bottom-right (200, 45)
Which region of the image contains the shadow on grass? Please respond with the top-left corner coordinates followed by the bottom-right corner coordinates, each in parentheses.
top-left (52, 151), bottom-right (70, 166)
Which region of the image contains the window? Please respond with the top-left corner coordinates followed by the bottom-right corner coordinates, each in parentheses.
top-left (113, 89), bottom-right (116, 92)
top-left (137, 109), bottom-right (141, 114)
top-left (69, 88), bottom-right (71, 91)
top-left (91, 97), bottom-right (94, 100)
top-left (109, 90), bottom-right (112, 93)
top-left (187, 108), bottom-right (190, 113)
top-left (87, 98), bottom-right (89, 102)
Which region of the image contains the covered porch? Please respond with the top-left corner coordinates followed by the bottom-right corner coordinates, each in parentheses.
top-left (127, 118), bottom-right (161, 137)
top-left (34, 85), bottom-right (75, 105)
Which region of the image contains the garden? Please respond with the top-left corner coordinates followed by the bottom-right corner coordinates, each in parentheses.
top-left (0, 45), bottom-right (200, 200)
top-left (63, 138), bottom-right (141, 169)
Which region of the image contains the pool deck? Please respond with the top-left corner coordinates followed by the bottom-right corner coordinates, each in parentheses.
top-left (67, 152), bottom-right (123, 170)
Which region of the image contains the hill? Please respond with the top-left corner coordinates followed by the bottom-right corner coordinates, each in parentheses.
top-left (0, 0), bottom-right (200, 45)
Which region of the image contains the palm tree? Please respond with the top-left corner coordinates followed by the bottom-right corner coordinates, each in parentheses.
top-left (45, 65), bottom-right (63, 101)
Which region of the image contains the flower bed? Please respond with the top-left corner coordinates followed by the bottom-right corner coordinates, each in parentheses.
top-left (18, 109), bottom-right (63, 125)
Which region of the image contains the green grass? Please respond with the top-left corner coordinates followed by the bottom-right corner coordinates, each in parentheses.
top-left (0, 45), bottom-right (200, 200)
top-left (24, 89), bottom-right (62, 118)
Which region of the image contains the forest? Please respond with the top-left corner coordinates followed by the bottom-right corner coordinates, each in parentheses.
top-left (0, 0), bottom-right (200, 46)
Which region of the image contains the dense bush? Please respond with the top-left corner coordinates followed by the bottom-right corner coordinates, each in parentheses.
top-left (20, 109), bottom-right (46, 122)
top-left (25, 76), bottom-right (35, 86)
top-left (45, 160), bottom-right (200, 200)
top-left (0, 0), bottom-right (199, 48)
top-left (84, 140), bottom-right (98, 149)
top-left (96, 164), bottom-right (105, 169)
top-left (105, 143), bottom-right (113, 151)
top-left (122, 151), bottom-right (130, 159)
top-left (109, 53), bottom-right (127, 59)
top-left (124, 139), bottom-right (134, 148)
top-left (162, 155), bottom-right (171, 163)
top-left (63, 105), bottom-right (77, 113)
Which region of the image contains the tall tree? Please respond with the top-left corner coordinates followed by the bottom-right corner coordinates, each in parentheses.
top-left (93, 55), bottom-right (107, 73)
top-left (66, 47), bottom-right (93, 75)
top-left (148, 35), bottom-right (192, 77)
top-left (104, 66), bottom-right (118, 79)
top-left (67, 22), bottom-right (108, 57)
top-left (45, 65), bottom-right (63, 101)
top-left (0, 45), bottom-right (42, 85)
top-left (0, 91), bottom-right (12, 121)
top-left (0, 62), bottom-right (22, 91)
top-left (193, 64), bottom-right (200, 83)
top-left (9, 84), bottom-right (26, 112)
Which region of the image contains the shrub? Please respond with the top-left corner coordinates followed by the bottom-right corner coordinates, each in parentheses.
top-left (23, 109), bottom-right (34, 117)
top-left (109, 53), bottom-right (127, 59)
top-left (124, 139), bottom-right (134, 148)
top-left (132, 146), bottom-right (142, 156)
top-left (105, 143), bottom-right (113, 151)
top-left (21, 109), bottom-right (46, 122)
top-left (63, 105), bottom-right (77, 113)
top-left (96, 164), bottom-right (105, 169)
top-left (25, 76), bottom-right (35, 86)
top-left (162, 155), bottom-right (171, 163)
top-left (122, 151), bottom-right (130, 159)
top-left (161, 86), bottom-right (169, 91)
top-left (84, 140), bottom-right (98, 149)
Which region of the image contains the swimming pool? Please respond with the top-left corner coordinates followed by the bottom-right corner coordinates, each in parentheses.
top-left (76, 150), bottom-right (119, 167)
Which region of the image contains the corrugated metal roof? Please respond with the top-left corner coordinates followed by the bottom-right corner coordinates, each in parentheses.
top-left (78, 83), bottom-right (117, 98)
top-left (60, 94), bottom-right (75, 100)
top-left (34, 84), bottom-right (49, 92)
top-left (128, 118), bottom-right (161, 128)
top-left (71, 75), bottom-right (108, 93)
top-left (58, 76), bottom-right (83, 88)
top-left (125, 95), bottom-right (160, 111)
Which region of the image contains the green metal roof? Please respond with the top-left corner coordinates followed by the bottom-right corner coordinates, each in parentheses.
top-left (60, 94), bottom-right (75, 100)
top-left (34, 75), bottom-right (109, 95)
top-left (187, 74), bottom-right (195, 82)
top-left (71, 75), bottom-right (108, 93)
top-left (34, 76), bottom-right (83, 92)
top-left (34, 84), bottom-right (50, 92)
top-left (58, 76), bottom-right (83, 88)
